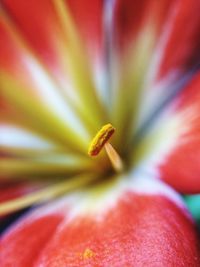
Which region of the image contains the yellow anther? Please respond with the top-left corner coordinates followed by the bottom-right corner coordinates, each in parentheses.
top-left (88, 123), bottom-right (123, 172)
top-left (88, 123), bottom-right (115, 156)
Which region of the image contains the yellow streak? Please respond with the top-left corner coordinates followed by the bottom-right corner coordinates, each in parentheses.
top-left (0, 71), bottom-right (87, 153)
top-left (83, 248), bottom-right (95, 259)
top-left (52, 0), bottom-right (106, 127)
top-left (0, 174), bottom-right (95, 215)
top-left (0, 157), bottom-right (94, 180)
top-left (1, 8), bottom-right (100, 135)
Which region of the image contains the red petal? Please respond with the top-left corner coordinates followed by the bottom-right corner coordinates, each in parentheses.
top-left (2, 0), bottom-right (103, 69)
top-left (0, 18), bottom-right (24, 76)
top-left (65, 0), bottom-right (103, 54)
top-left (114, 0), bottom-right (172, 51)
top-left (0, 179), bottom-right (199, 266)
top-left (114, 0), bottom-right (200, 80)
top-left (158, 73), bottom-right (200, 193)
top-left (1, 0), bottom-right (59, 68)
top-left (0, 2), bottom-right (105, 134)
top-left (36, 197), bottom-right (199, 266)
top-left (158, 0), bottom-right (200, 78)
top-left (0, 183), bottom-right (37, 203)
top-left (0, 182), bottom-right (42, 220)
top-left (0, 214), bottom-right (64, 266)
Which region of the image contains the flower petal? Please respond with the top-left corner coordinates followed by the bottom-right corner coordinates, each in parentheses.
top-left (0, 182), bottom-right (42, 223)
top-left (110, 1), bottom-right (173, 148)
top-left (114, 0), bottom-right (200, 80)
top-left (0, 176), bottom-right (199, 266)
top-left (2, 0), bottom-right (103, 66)
top-left (157, 0), bottom-right (200, 78)
top-left (133, 72), bottom-right (200, 194)
top-left (0, 183), bottom-right (39, 204)
top-left (136, 0), bottom-right (200, 129)
top-left (159, 73), bottom-right (200, 193)
top-left (0, 212), bottom-right (64, 266)
top-left (0, 14), bottom-right (94, 153)
top-left (111, 0), bottom-right (200, 147)
top-left (1, 0), bottom-right (106, 128)
top-left (114, 0), bottom-right (171, 51)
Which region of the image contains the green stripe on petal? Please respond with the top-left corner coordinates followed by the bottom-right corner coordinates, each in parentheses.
top-left (0, 173), bottom-right (98, 215)
top-left (51, 0), bottom-right (107, 129)
top-left (0, 155), bottom-right (97, 181)
top-left (0, 71), bottom-right (89, 153)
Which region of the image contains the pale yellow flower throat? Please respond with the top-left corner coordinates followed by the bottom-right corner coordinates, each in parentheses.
top-left (0, 124), bottom-right (123, 216)
top-left (88, 124), bottom-right (123, 172)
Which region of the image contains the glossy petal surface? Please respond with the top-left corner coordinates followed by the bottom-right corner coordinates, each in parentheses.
top-left (0, 177), bottom-right (199, 266)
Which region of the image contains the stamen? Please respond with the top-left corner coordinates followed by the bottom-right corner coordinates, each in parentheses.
top-left (88, 123), bottom-right (123, 172)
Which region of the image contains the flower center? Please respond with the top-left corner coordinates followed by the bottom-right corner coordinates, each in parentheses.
top-left (88, 123), bottom-right (123, 172)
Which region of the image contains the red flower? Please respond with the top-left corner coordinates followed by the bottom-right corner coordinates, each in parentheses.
top-left (0, 0), bottom-right (200, 266)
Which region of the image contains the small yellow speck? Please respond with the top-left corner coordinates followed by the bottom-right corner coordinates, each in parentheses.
top-left (88, 123), bottom-right (115, 156)
top-left (83, 248), bottom-right (95, 259)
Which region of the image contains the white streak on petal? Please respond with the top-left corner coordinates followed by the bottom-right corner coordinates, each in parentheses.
top-left (59, 171), bottom-right (190, 222)
top-left (135, 106), bottom-right (194, 178)
top-left (136, 74), bottom-right (176, 129)
top-left (23, 56), bottom-right (90, 141)
top-left (0, 125), bottom-right (53, 149)
top-left (129, 169), bottom-right (186, 212)
top-left (2, 172), bottom-right (191, 235)
top-left (136, 3), bottom-right (181, 129)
